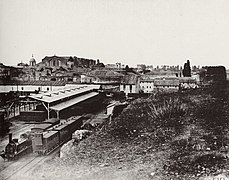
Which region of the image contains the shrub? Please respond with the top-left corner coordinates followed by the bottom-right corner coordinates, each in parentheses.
top-left (148, 97), bottom-right (187, 128)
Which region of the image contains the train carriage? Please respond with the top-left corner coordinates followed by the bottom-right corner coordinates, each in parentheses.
top-left (33, 131), bottom-right (59, 155)
top-left (66, 116), bottom-right (84, 134)
top-left (31, 123), bottom-right (54, 134)
top-left (3, 115), bottom-right (86, 159)
top-left (42, 131), bottom-right (59, 154)
top-left (41, 118), bottom-right (60, 126)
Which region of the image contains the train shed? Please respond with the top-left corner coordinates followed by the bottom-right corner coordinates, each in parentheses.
top-left (29, 85), bottom-right (100, 119)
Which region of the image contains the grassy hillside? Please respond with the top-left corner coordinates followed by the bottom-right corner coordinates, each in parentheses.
top-left (37, 84), bottom-right (229, 179)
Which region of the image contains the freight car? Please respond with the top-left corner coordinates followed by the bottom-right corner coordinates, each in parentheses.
top-left (4, 133), bottom-right (32, 160)
top-left (31, 123), bottom-right (55, 134)
top-left (32, 116), bottom-right (84, 155)
top-left (65, 116), bottom-right (84, 134)
top-left (38, 118), bottom-right (60, 126)
top-left (2, 115), bottom-right (85, 159)
top-left (32, 130), bottom-right (59, 155)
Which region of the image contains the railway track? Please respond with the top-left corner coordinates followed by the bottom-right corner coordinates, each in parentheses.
top-left (0, 150), bottom-right (59, 180)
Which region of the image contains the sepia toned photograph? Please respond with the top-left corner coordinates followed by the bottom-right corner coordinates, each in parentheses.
top-left (0, 0), bottom-right (229, 179)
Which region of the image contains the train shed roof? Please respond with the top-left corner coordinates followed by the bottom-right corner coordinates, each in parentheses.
top-left (29, 85), bottom-right (100, 103)
top-left (49, 92), bottom-right (99, 111)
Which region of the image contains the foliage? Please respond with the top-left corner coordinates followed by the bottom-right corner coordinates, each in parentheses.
top-left (182, 60), bottom-right (191, 77)
top-left (148, 97), bottom-right (187, 124)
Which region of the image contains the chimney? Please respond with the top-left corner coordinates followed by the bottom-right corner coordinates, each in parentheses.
top-left (9, 133), bottom-right (12, 143)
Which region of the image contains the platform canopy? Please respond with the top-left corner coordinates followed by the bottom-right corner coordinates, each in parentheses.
top-left (29, 84), bottom-right (100, 119)
top-left (29, 85), bottom-right (100, 103)
top-left (49, 92), bottom-right (99, 111)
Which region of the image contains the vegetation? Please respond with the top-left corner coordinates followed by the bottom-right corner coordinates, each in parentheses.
top-left (53, 84), bottom-right (229, 179)
top-left (182, 60), bottom-right (191, 77)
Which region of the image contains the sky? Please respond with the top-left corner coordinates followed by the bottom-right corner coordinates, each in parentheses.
top-left (1, 0), bottom-right (229, 68)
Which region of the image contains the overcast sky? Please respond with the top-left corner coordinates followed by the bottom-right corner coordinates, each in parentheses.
top-left (1, 0), bottom-right (229, 68)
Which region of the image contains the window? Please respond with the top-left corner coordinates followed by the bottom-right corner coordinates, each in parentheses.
top-left (130, 85), bottom-right (132, 93)
top-left (47, 87), bottom-right (49, 91)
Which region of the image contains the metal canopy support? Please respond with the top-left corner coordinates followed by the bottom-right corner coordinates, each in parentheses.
top-left (42, 102), bottom-right (50, 119)
top-left (47, 103), bottom-right (50, 119)
top-left (56, 110), bottom-right (60, 119)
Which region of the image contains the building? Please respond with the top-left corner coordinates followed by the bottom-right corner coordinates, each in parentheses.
top-left (105, 63), bottom-right (125, 69)
top-left (154, 77), bottom-right (180, 92)
top-left (136, 64), bottom-right (146, 73)
top-left (40, 55), bottom-right (96, 69)
top-left (0, 80), bottom-right (67, 95)
top-left (179, 77), bottom-right (198, 89)
top-left (140, 75), bottom-right (155, 93)
top-left (81, 69), bottom-right (124, 84)
top-left (29, 55), bottom-right (36, 66)
top-left (0, 63), bottom-right (23, 82)
top-left (120, 73), bottom-right (140, 94)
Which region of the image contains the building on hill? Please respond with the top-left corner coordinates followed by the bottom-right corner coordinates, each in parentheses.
top-left (136, 64), bottom-right (146, 73)
top-left (140, 75), bottom-right (155, 93)
top-left (41, 56), bottom-right (69, 67)
top-left (40, 55), bottom-right (96, 69)
top-left (154, 77), bottom-right (180, 92)
top-left (200, 66), bottom-right (227, 84)
top-left (120, 73), bottom-right (140, 94)
top-left (29, 55), bottom-right (36, 66)
top-left (0, 63), bottom-right (23, 82)
top-left (139, 76), bottom-right (180, 93)
top-left (81, 69), bottom-right (124, 84)
top-left (0, 63), bottom-right (11, 81)
top-left (179, 77), bottom-right (198, 89)
top-left (105, 63), bottom-right (125, 69)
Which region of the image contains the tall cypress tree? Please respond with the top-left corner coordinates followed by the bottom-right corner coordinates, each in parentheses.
top-left (182, 60), bottom-right (191, 77)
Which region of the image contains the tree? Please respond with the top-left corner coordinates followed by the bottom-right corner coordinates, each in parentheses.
top-left (125, 65), bottom-right (130, 72)
top-left (182, 60), bottom-right (191, 77)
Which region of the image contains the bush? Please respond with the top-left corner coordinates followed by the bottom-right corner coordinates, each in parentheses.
top-left (148, 97), bottom-right (188, 128)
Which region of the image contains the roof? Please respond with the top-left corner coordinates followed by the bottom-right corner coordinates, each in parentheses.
top-left (49, 91), bottom-right (99, 111)
top-left (65, 117), bottom-right (83, 125)
top-left (43, 131), bottom-right (58, 139)
top-left (43, 118), bottom-right (60, 125)
top-left (87, 69), bottom-right (124, 77)
top-left (29, 85), bottom-right (100, 103)
top-left (0, 80), bottom-right (66, 86)
top-left (67, 116), bottom-right (82, 121)
top-left (121, 73), bottom-right (139, 84)
top-left (52, 123), bottom-right (69, 131)
top-left (154, 78), bottom-right (179, 86)
top-left (179, 77), bottom-right (197, 83)
top-left (31, 124), bottom-right (53, 131)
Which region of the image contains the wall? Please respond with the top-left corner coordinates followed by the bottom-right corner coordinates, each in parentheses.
top-left (140, 81), bottom-right (154, 93)
top-left (120, 84), bottom-right (137, 94)
top-left (0, 85), bottom-right (65, 93)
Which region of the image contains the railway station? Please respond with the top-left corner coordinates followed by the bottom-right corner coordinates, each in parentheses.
top-left (28, 84), bottom-right (101, 120)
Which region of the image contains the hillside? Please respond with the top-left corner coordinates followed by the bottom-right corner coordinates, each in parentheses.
top-left (26, 84), bottom-right (229, 180)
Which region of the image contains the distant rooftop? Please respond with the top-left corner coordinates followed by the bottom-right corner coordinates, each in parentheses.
top-left (0, 80), bottom-right (66, 86)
